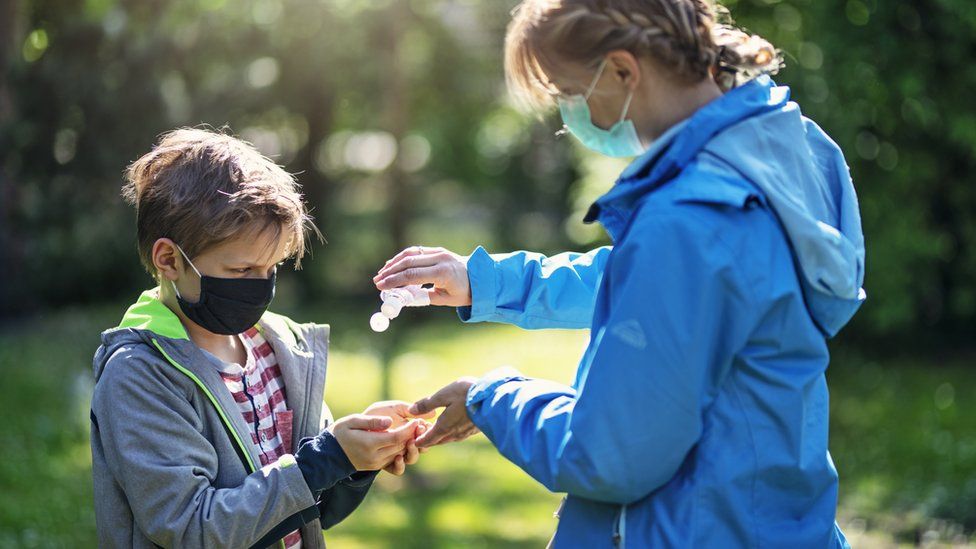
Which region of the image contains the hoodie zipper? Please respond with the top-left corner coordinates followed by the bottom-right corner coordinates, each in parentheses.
top-left (151, 339), bottom-right (257, 473)
top-left (297, 336), bottom-right (316, 439)
top-left (151, 340), bottom-right (287, 549)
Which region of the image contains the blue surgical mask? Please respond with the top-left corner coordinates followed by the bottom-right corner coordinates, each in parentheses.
top-left (557, 59), bottom-right (646, 158)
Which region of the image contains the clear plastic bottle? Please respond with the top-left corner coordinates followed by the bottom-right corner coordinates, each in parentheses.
top-left (379, 285), bottom-right (430, 319)
top-left (370, 285), bottom-right (430, 332)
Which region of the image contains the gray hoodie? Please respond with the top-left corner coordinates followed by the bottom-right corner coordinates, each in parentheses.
top-left (90, 288), bottom-right (371, 548)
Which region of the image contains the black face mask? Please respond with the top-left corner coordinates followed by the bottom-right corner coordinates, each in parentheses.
top-left (171, 245), bottom-right (276, 335)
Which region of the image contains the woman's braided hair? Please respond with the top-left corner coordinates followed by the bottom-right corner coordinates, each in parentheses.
top-left (505, 0), bottom-right (782, 109)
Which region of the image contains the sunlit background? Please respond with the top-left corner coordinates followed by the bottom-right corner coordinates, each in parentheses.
top-left (1, 0), bottom-right (975, 547)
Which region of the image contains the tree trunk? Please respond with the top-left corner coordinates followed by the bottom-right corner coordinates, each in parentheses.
top-left (0, 0), bottom-right (22, 316)
top-left (379, 1), bottom-right (412, 401)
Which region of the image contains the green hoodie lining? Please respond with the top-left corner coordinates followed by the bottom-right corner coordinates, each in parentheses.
top-left (117, 288), bottom-right (190, 340)
top-left (117, 288), bottom-right (306, 346)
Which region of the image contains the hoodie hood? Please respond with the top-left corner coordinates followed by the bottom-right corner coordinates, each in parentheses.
top-left (93, 287), bottom-right (310, 380)
top-left (587, 75), bottom-right (865, 337)
top-left (93, 287), bottom-right (189, 381)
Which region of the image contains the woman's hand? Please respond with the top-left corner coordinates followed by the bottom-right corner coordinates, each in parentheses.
top-left (409, 377), bottom-right (480, 448)
top-left (373, 246), bottom-right (472, 307)
top-left (328, 414), bottom-right (423, 472)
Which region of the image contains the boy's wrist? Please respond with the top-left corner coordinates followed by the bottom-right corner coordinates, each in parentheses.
top-left (343, 470), bottom-right (380, 487)
top-left (295, 431), bottom-right (357, 494)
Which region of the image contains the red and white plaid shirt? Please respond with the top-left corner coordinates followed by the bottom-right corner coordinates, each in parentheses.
top-left (220, 327), bottom-right (302, 549)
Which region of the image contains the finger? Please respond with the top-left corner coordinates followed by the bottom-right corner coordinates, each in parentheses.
top-left (365, 400), bottom-right (411, 417)
top-left (375, 265), bottom-right (447, 291)
top-left (384, 454), bottom-right (405, 476)
top-left (375, 252), bottom-right (445, 282)
top-left (375, 419), bottom-right (424, 449)
top-left (377, 443), bottom-right (408, 463)
top-left (415, 431), bottom-right (447, 448)
top-left (378, 246), bottom-right (426, 273)
top-left (407, 407), bottom-right (437, 420)
top-left (343, 414), bottom-right (394, 432)
top-left (404, 440), bottom-right (419, 465)
top-left (409, 387), bottom-right (455, 416)
top-left (415, 422), bottom-right (451, 448)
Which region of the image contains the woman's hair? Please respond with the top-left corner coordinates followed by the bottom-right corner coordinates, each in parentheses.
top-left (505, 0), bottom-right (783, 109)
top-left (123, 127), bottom-right (320, 278)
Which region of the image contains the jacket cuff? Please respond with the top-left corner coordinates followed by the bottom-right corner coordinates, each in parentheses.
top-left (465, 366), bottom-right (526, 410)
top-left (295, 431), bottom-right (358, 494)
top-left (265, 453), bottom-right (320, 510)
top-left (457, 246), bottom-right (499, 323)
top-left (339, 471), bottom-right (380, 488)
top-left (342, 470), bottom-right (379, 488)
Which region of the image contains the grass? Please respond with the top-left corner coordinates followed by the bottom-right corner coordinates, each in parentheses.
top-left (0, 303), bottom-right (974, 547)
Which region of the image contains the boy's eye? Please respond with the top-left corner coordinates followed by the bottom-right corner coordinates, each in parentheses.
top-left (234, 268), bottom-right (251, 274)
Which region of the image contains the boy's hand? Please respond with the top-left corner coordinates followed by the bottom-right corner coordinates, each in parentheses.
top-left (373, 246), bottom-right (472, 307)
top-left (363, 400), bottom-right (436, 428)
top-left (328, 414), bottom-right (422, 471)
top-left (382, 421), bottom-right (430, 476)
top-left (360, 400), bottom-right (434, 475)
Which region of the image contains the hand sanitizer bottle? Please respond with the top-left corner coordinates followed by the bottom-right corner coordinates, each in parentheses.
top-left (370, 285), bottom-right (430, 332)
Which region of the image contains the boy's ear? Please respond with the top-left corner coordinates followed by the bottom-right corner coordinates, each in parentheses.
top-left (152, 238), bottom-right (182, 281)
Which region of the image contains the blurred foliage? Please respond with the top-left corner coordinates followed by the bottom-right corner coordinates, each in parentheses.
top-left (0, 0), bottom-right (576, 317)
top-left (2, 0), bottom-right (976, 343)
top-left (3, 1), bottom-right (976, 545)
top-left (723, 0), bottom-right (976, 338)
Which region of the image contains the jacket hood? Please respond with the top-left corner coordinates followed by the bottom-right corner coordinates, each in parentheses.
top-left (93, 288), bottom-right (189, 382)
top-left (93, 287), bottom-right (312, 380)
top-left (587, 75), bottom-right (866, 337)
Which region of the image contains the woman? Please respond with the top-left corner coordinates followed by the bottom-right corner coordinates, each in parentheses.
top-left (375, 0), bottom-right (864, 546)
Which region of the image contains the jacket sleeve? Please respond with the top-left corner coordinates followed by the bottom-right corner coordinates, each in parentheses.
top-left (91, 351), bottom-right (353, 548)
top-left (465, 212), bottom-right (753, 504)
top-left (318, 472), bottom-right (378, 529)
top-left (247, 472), bottom-right (378, 548)
top-left (457, 245), bottom-right (612, 330)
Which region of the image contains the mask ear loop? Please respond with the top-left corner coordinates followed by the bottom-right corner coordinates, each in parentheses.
top-left (174, 244), bottom-right (203, 277)
top-left (618, 89), bottom-right (635, 124)
top-left (585, 58), bottom-right (635, 124)
top-left (584, 58), bottom-right (610, 100)
top-left (171, 243), bottom-right (202, 300)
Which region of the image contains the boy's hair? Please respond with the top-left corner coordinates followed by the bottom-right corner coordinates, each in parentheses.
top-left (123, 127), bottom-right (319, 278)
top-left (505, 0), bottom-right (783, 110)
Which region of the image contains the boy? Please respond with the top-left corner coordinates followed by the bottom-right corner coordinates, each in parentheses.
top-left (90, 128), bottom-right (428, 548)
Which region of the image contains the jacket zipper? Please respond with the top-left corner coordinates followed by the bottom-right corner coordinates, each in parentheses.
top-left (301, 338), bottom-right (316, 438)
top-left (152, 339), bottom-right (287, 549)
top-left (613, 504), bottom-right (627, 548)
top-left (151, 339), bottom-right (257, 472)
